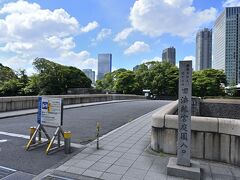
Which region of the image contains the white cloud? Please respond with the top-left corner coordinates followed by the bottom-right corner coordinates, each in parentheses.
top-left (113, 28), bottom-right (134, 42)
top-left (182, 55), bottom-right (195, 70)
top-left (96, 28), bottom-right (112, 41)
top-left (124, 41), bottom-right (150, 55)
top-left (80, 21), bottom-right (98, 33)
top-left (141, 56), bottom-right (162, 64)
top-left (0, 0), bottom-right (97, 74)
top-left (129, 0), bottom-right (217, 38)
top-left (223, 0), bottom-right (240, 7)
top-left (60, 50), bottom-right (97, 74)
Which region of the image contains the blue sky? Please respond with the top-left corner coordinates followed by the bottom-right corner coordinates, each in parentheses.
top-left (0, 0), bottom-right (238, 75)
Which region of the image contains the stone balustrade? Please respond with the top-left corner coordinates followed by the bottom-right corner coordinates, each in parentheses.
top-left (0, 94), bottom-right (145, 112)
top-left (151, 100), bottom-right (240, 166)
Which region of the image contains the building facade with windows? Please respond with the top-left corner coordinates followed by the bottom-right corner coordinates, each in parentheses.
top-left (97, 53), bottom-right (112, 80)
top-left (162, 47), bottom-right (176, 65)
top-left (195, 28), bottom-right (212, 71)
top-left (213, 7), bottom-right (240, 85)
top-left (82, 69), bottom-right (95, 84)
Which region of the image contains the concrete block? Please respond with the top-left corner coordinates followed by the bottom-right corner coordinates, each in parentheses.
top-left (165, 114), bottom-right (178, 129)
top-left (204, 133), bottom-right (220, 161)
top-left (163, 129), bottom-right (177, 154)
top-left (192, 97), bottom-right (200, 116)
top-left (152, 111), bottom-right (165, 128)
top-left (152, 101), bottom-right (178, 128)
top-left (191, 116), bottom-right (218, 132)
top-left (230, 136), bottom-right (240, 166)
top-left (151, 127), bottom-right (159, 151)
top-left (219, 118), bottom-right (240, 136)
top-left (220, 134), bottom-right (230, 163)
top-left (191, 131), bottom-right (204, 159)
top-left (167, 157), bottom-right (200, 180)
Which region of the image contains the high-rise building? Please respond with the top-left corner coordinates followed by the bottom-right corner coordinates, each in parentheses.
top-left (97, 53), bottom-right (112, 80)
top-left (195, 28), bottom-right (212, 71)
top-left (133, 65), bottom-right (140, 71)
top-left (162, 47), bottom-right (176, 65)
top-left (82, 69), bottom-right (95, 84)
top-left (213, 7), bottom-right (240, 85)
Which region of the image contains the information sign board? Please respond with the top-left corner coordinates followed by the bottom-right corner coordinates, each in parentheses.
top-left (37, 97), bottom-right (63, 126)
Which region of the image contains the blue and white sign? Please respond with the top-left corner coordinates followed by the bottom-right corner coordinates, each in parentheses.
top-left (37, 97), bottom-right (63, 126)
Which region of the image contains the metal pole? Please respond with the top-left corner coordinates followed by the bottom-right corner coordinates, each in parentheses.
top-left (96, 122), bottom-right (100, 150)
top-left (64, 131), bottom-right (71, 154)
top-left (29, 127), bottom-right (36, 144)
top-left (38, 128), bottom-right (42, 143)
top-left (59, 131), bottom-right (61, 147)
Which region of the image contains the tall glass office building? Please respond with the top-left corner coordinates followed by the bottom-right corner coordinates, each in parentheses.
top-left (195, 28), bottom-right (212, 71)
top-left (97, 53), bottom-right (112, 80)
top-left (162, 47), bottom-right (176, 65)
top-left (82, 69), bottom-right (95, 84)
top-left (213, 7), bottom-right (240, 85)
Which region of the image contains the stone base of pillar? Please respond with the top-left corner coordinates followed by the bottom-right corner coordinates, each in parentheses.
top-left (167, 157), bottom-right (200, 180)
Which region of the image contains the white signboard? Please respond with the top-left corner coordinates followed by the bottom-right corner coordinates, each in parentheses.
top-left (37, 97), bottom-right (63, 126)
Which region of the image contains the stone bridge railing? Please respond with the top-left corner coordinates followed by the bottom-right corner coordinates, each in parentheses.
top-left (151, 100), bottom-right (240, 166)
top-left (0, 94), bottom-right (145, 112)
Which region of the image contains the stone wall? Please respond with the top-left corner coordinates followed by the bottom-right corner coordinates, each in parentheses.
top-left (0, 94), bottom-right (145, 112)
top-left (201, 99), bottom-right (240, 119)
top-left (151, 100), bottom-right (240, 166)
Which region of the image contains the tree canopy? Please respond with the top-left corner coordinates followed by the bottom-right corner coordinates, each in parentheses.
top-left (192, 69), bottom-right (226, 97)
top-left (0, 58), bottom-right (228, 97)
top-left (33, 58), bottom-right (91, 94)
top-left (97, 62), bottom-right (227, 98)
top-left (0, 58), bottom-right (92, 96)
top-left (97, 61), bottom-right (179, 96)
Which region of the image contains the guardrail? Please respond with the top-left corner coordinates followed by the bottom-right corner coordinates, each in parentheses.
top-left (0, 94), bottom-right (145, 112)
top-left (151, 100), bottom-right (240, 166)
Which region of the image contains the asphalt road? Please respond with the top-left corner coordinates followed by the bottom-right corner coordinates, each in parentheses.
top-left (0, 100), bottom-right (170, 176)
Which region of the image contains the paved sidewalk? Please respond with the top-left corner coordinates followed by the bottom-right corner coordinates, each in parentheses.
top-left (37, 106), bottom-right (240, 180)
top-left (0, 100), bottom-right (133, 119)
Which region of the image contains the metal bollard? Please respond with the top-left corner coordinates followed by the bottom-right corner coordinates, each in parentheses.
top-left (29, 127), bottom-right (36, 144)
top-left (96, 122), bottom-right (100, 150)
top-left (64, 131), bottom-right (72, 154)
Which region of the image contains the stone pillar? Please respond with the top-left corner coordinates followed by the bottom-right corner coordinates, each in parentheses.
top-left (167, 60), bottom-right (200, 180)
top-left (177, 61), bottom-right (192, 167)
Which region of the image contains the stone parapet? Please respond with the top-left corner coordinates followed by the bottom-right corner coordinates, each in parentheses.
top-left (0, 94), bottom-right (145, 112)
top-left (151, 99), bottom-right (240, 166)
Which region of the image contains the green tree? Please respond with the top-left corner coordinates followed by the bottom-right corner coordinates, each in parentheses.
top-left (0, 63), bottom-right (17, 85)
top-left (23, 74), bottom-right (41, 95)
top-left (96, 69), bottom-right (128, 92)
top-left (114, 70), bottom-right (140, 94)
top-left (192, 69), bottom-right (226, 97)
top-left (33, 58), bottom-right (91, 94)
top-left (0, 79), bottom-right (23, 96)
top-left (134, 61), bottom-right (179, 97)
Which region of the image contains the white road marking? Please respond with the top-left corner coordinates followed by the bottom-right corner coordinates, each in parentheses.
top-left (0, 131), bottom-right (84, 148)
top-left (0, 139), bottom-right (7, 143)
top-left (0, 165), bottom-right (16, 172)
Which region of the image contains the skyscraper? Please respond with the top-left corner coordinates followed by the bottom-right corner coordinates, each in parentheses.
top-left (213, 7), bottom-right (240, 85)
top-left (162, 47), bottom-right (176, 65)
top-left (82, 69), bottom-right (95, 84)
top-left (195, 28), bottom-right (212, 71)
top-left (97, 53), bottom-right (112, 80)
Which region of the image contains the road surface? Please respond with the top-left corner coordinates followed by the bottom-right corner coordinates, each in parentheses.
top-left (0, 100), bottom-right (170, 177)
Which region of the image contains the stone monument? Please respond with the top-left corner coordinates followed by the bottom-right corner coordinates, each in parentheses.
top-left (167, 61), bottom-right (200, 180)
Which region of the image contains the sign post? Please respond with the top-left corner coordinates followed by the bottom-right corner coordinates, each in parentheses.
top-left (177, 61), bottom-right (192, 166)
top-left (167, 61), bottom-right (200, 180)
top-left (26, 96), bottom-right (65, 154)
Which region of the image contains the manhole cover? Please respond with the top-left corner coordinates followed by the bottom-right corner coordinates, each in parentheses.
top-left (0, 166), bottom-right (16, 179)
